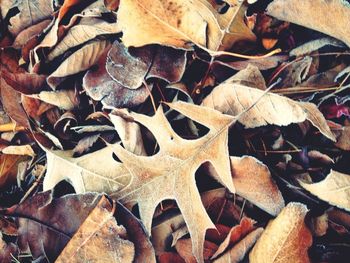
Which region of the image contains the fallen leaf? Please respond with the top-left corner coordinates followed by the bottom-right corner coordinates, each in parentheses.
top-left (0, 232), bottom-right (18, 263)
top-left (55, 196), bottom-right (135, 263)
top-left (30, 89), bottom-right (79, 110)
top-left (42, 143), bottom-right (131, 194)
top-left (117, 0), bottom-right (255, 52)
top-left (1, 70), bottom-right (47, 94)
top-left (110, 101), bottom-right (236, 262)
top-left (1, 145), bottom-right (35, 157)
top-left (47, 40), bottom-right (111, 89)
top-left (212, 217), bottom-right (256, 259)
top-left (8, 0), bottom-right (54, 36)
top-left (83, 47), bottom-right (151, 108)
top-left (299, 170), bottom-right (350, 212)
top-left (47, 17), bottom-right (120, 61)
top-left (202, 83), bottom-right (335, 141)
top-left (267, 0), bottom-right (350, 47)
top-left (249, 202), bottom-right (312, 263)
top-left (106, 41), bottom-right (187, 89)
top-left (158, 252), bottom-right (185, 263)
top-left (213, 227), bottom-right (263, 263)
top-left (224, 64), bottom-right (267, 90)
top-left (175, 238), bottom-right (218, 263)
top-left (72, 134), bottom-right (101, 157)
top-left (290, 37), bottom-right (346, 57)
top-left (0, 154), bottom-right (23, 188)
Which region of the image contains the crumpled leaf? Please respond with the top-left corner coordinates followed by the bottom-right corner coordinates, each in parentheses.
top-left (249, 202), bottom-right (312, 263)
top-left (202, 83), bottom-right (336, 141)
top-left (214, 228), bottom-right (263, 263)
top-left (55, 196), bottom-right (135, 263)
top-left (117, 0), bottom-right (255, 52)
top-left (0, 154), bottom-right (23, 188)
top-left (175, 238), bottom-right (218, 263)
top-left (30, 90), bottom-right (79, 110)
top-left (267, 0), bottom-right (350, 47)
top-left (8, 0), bottom-right (54, 36)
top-left (47, 40), bottom-right (111, 89)
top-left (106, 41), bottom-right (187, 89)
top-left (110, 101), bottom-right (236, 262)
top-left (290, 37), bottom-right (346, 57)
top-left (299, 170), bottom-right (350, 212)
top-left (335, 126), bottom-right (350, 151)
top-left (0, 232), bottom-right (18, 263)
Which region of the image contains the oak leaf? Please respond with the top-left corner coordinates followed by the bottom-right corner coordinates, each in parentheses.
top-left (202, 83), bottom-right (336, 141)
top-left (267, 0), bottom-right (350, 47)
top-left (249, 202), bottom-right (312, 263)
top-left (111, 101), bottom-right (236, 262)
top-left (117, 0), bottom-right (255, 52)
top-left (299, 170), bottom-right (350, 212)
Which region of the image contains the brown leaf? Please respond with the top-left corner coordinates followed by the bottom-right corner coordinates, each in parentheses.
top-left (158, 252), bottom-right (185, 263)
top-left (267, 0), bottom-right (350, 47)
top-left (213, 228), bottom-right (263, 263)
top-left (249, 202), bottom-right (312, 263)
top-left (0, 154), bottom-right (23, 188)
top-left (175, 239), bottom-right (218, 263)
top-left (47, 40), bottom-right (111, 89)
top-left (55, 196), bottom-right (135, 263)
top-left (0, 232), bottom-right (18, 263)
top-left (83, 48), bottom-right (151, 108)
top-left (106, 42), bottom-right (187, 89)
top-left (117, 0), bottom-right (255, 52)
top-left (299, 170), bottom-right (350, 211)
top-left (72, 134), bottom-right (101, 157)
top-left (212, 217), bottom-right (256, 259)
top-left (31, 90), bottom-right (79, 110)
top-left (110, 102), bottom-right (235, 262)
top-left (202, 83), bottom-right (336, 141)
top-left (8, 0), bottom-right (54, 36)
top-left (224, 64), bottom-right (267, 90)
top-left (1, 70), bottom-right (47, 94)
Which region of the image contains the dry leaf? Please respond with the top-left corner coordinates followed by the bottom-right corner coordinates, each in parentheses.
top-left (55, 196), bottom-right (135, 263)
top-left (224, 64), bottom-right (267, 90)
top-left (202, 83), bottom-right (335, 141)
top-left (1, 145), bottom-right (35, 157)
top-left (83, 48), bottom-right (151, 108)
top-left (212, 217), bottom-right (256, 259)
top-left (30, 90), bottom-right (79, 110)
top-left (47, 17), bottom-right (120, 61)
top-left (72, 134), bottom-right (101, 157)
top-left (110, 101), bottom-right (236, 262)
top-left (0, 154), bottom-right (23, 188)
top-left (117, 0), bottom-right (255, 52)
top-left (47, 40), bottom-right (111, 89)
top-left (214, 228), bottom-right (263, 263)
top-left (106, 42), bottom-right (187, 89)
top-left (8, 0), bottom-right (54, 36)
top-left (290, 37), bottom-right (346, 57)
top-left (299, 170), bottom-right (350, 211)
top-left (267, 0), bottom-right (350, 47)
top-left (42, 143), bottom-right (131, 194)
top-left (175, 238), bottom-right (218, 263)
top-left (249, 202), bottom-right (312, 263)
top-left (0, 232), bottom-right (18, 263)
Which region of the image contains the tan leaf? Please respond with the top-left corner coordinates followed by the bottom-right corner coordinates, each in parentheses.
top-left (0, 154), bottom-right (23, 188)
top-left (230, 156), bottom-right (284, 215)
top-left (224, 64), bottom-right (267, 90)
top-left (30, 90), bottom-right (79, 110)
top-left (202, 83), bottom-right (335, 141)
top-left (8, 0), bottom-right (54, 36)
top-left (111, 101), bottom-right (236, 262)
top-left (299, 170), bottom-right (350, 211)
top-left (267, 0), bottom-right (350, 47)
top-left (117, 0), bottom-right (255, 52)
top-left (249, 202), bottom-right (312, 263)
top-left (1, 145), bottom-right (35, 157)
top-left (42, 144), bottom-right (132, 194)
top-left (47, 17), bottom-right (120, 61)
top-left (214, 228), bottom-right (263, 263)
top-left (55, 197), bottom-right (135, 263)
top-left (47, 40), bottom-right (111, 89)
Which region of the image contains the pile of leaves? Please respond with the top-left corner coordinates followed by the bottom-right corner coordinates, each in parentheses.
top-left (1, 0), bottom-right (350, 262)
